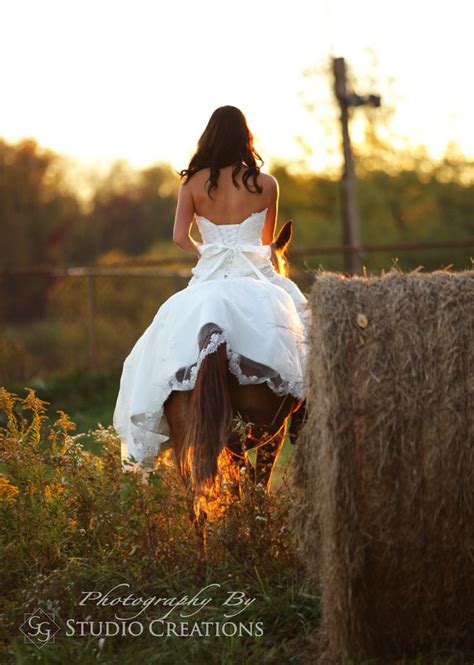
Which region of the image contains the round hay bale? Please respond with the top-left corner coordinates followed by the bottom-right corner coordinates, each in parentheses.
top-left (290, 267), bottom-right (474, 663)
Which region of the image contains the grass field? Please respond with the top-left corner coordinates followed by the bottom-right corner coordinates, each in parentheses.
top-left (0, 372), bottom-right (471, 664)
top-left (0, 374), bottom-right (321, 664)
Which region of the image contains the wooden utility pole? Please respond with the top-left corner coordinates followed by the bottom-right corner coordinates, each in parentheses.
top-left (333, 57), bottom-right (381, 275)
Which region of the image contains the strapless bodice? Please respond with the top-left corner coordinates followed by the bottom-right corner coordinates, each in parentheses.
top-left (190, 207), bottom-right (274, 284)
top-left (195, 207), bottom-right (268, 244)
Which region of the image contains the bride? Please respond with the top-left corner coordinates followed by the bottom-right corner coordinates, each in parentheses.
top-left (113, 105), bottom-right (311, 485)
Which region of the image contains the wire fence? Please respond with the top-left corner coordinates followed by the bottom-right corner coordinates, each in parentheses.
top-left (0, 264), bottom-right (315, 385)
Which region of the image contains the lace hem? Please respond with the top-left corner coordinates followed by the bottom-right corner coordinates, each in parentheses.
top-left (125, 326), bottom-right (305, 464)
top-left (170, 326), bottom-right (304, 397)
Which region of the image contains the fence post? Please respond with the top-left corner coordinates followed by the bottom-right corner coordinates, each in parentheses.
top-left (86, 272), bottom-right (99, 370)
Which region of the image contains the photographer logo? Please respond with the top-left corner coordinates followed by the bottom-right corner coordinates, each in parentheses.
top-left (20, 608), bottom-right (60, 648)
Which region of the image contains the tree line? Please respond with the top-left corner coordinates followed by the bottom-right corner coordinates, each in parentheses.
top-left (0, 136), bottom-right (473, 271)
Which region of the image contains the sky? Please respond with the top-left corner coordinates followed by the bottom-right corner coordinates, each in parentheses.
top-left (1, 0), bottom-right (472, 185)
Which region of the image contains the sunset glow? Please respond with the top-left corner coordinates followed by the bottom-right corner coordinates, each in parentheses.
top-left (1, 0), bottom-right (472, 181)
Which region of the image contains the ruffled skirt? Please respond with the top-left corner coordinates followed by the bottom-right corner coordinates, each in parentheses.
top-left (113, 274), bottom-right (310, 465)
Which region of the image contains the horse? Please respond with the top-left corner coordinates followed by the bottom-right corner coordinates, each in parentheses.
top-left (161, 220), bottom-right (307, 529)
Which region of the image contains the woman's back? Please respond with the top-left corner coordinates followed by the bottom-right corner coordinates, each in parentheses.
top-left (188, 165), bottom-right (276, 226)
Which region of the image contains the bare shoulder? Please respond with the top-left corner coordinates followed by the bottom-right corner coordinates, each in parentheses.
top-left (262, 174), bottom-right (279, 204)
top-left (259, 172), bottom-right (279, 191)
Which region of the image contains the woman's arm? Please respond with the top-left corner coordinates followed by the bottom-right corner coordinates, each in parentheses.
top-left (172, 182), bottom-right (201, 257)
top-left (261, 176), bottom-right (278, 245)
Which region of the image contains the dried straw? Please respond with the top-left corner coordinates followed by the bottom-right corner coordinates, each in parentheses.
top-left (290, 266), bottom-right (474, 663)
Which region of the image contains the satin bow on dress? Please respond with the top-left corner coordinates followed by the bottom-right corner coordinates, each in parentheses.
top-left (196, 242), bottom-right (273, 283)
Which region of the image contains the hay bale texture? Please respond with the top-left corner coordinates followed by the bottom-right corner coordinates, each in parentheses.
top-left (291, 267), bottom-right (474, 663)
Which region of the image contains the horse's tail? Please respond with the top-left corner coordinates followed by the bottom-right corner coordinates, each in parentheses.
top-left (180, 332), bottom-right (233, 491)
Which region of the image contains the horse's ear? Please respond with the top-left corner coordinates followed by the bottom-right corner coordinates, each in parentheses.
top-left (274, 219), bottom-right (293, 253)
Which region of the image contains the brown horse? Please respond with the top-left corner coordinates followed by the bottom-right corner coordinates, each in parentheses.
top-left (162, 220), bottom-right (307, 517)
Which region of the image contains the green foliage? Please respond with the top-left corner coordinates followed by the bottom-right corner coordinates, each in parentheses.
top-left (4, 369), bottom-right (119, 437)
top-left (1, 135), bottom-right (473, 382)
top-left (1, 135), bottom-right (473, 276)
top-left (1, 272), bottom-right (185, 382)
top-left (0, 387), bottom-right (320, 664)
top-left (0, 387), bottom-right (469, 663)
top-left (0, 138), bottom-right (82, 270)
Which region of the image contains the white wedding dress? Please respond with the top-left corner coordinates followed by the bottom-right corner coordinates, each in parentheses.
top-left (113, 207), bottom-right (311, 465)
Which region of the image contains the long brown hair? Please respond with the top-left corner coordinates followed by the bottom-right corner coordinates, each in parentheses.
top-left (178, 105), bottom-right (264, 199)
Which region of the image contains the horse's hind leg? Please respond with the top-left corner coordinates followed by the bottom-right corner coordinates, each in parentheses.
top-left (288, 399), bottom-right (306, 444)
top-left (253, 426), bottom-right (286, 495)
